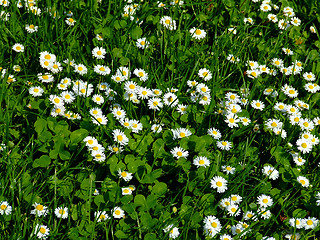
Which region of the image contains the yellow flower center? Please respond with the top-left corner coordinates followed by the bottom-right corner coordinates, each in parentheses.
top-left (78, 67), bottom-right (83, 71)
top-left (300, 180), bottom-right (306, 184)
top-left (262, 199), bottom-right (268, 203)
top-left (140, 41), bottom-right (145, 45)
top-left (39, 227), bottom-right (46, 234)
top-left (216, 181), bottom-right (222, 187)
top-left (307, 220), bottom-right (313, 225)
top-left (180, 132), bottom-right (186, 137)
top-left (289, 90), bottom-right (295, 94)
top-left (113, 147), bottom-right (119, 152)
top-left (59, 209), bottom-right (65, 215)
top-left (199, 160), bottom-right (205, 165)
top-left (99, 67), bottom-right (105, 71)
top-left (301, 143), bottom-right (307, 148)
top-left (229, 118), bottom-right (235, 123)
top-left (115, 210), bottom-right (121, 215)
top-left (222, 141), bottom-right (227, 146)
top-left (211, 222), bottom-right (217, 228)
top-left (0, 204), bottom-right (7, 210)
top-left (117, 135), bottom-right (123, 141)
top-left (195, 29), bottom-right (201, 35)
top-left (36, 205), bottom-right (44, 211)
top-left (177, 151), bottom-right (183, 157)
top-left (165, 19), bottom-right (170, 25)
top-left (121, 172), bottom-right (127, 177)
top-left (97, 50), bottom-right (102, 55)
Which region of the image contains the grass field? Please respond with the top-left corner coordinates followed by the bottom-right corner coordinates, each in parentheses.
top-left (1, 0), bottom-right (320, 239)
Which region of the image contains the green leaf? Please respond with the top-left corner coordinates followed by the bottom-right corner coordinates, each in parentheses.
top-left (134, 194), bottom-right (147, 211)
top-left (94, 195), bottom-right (105, 207)
top-left (130, 26), bottom-right (143, 40)
top-left (70, 129), bottom-right (88, 145)
top-left (292, 208), bottom-right (307, 218)
top-left (152, 182), bottom-right (167, 196)
top-left (112, 48), bottom-right (123, 58)
top-left (140, 169), bottom-right (162, 184)
top-left (115, 230), bottom-right (127, 238)
top-left (34, 118), bottom-right (47, 134)
top-left (144, 233), bottom-right (158, 240)
top-left (152, 139), bottom-right (166, 159)
top-left (32, 155), bottom-right (51, 168)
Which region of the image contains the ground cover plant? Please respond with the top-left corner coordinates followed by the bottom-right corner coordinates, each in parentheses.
top-left (0, 0), bottom-right (320, 239)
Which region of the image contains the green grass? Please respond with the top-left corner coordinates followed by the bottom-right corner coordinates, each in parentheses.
top-left (1, 0), bottom-right (320, 239)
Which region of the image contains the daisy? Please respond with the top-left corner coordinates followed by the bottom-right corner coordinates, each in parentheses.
top-left (38, 73), bottom-right (54, 83)
top-left (136, 37), bottom-right (149, 49)
top-left (297, 176), bottom-right (310, 187)
top-left (176, 104), bottom-right (188, 114)
top-left (257, 194), bottom-right (273, 207)
top-left (262, 165), bottom-right (279, 180)
top-left (217, 141), bottom-right (232, 151)
top-left (251, 100), bottom-right (265, 110)
top-left (54, 207), bottom-right (68, 219)
top-left (122, 187), bottom-right (133, 195)
top-left (305, 83), bottom-right (319, 93)
top-left (190, 27), bottom-right (206, 39)
top-left (283, 48), bottom-right (293, 56)
top-left (118, 169), bottom-right (133, 182)
top-left (129, 119), bottom-right (143, 133)
top-left (0, 201), bottom-right (12, 215)
top-left (163, 92), bottom-right (178, 107)
top-left (50, 61), bottom-right (63, 73)
top-left (92, 115), bottom-right (108, 125)
top-left (25, 24), bottom-right (38, 33)
top-left (210, 176), bottom-right (228, 193)
top-left (95, 210), bottom-right (110, 222)
top-left (92, 46), bottom-right (106, 59)
top-left (163, 224), bottom-right (180, 239)
top-left (310, 26), bottom-right (316, 33)
top-left (240, 117), bottom-right (251, 126)
top-left (193, 156), bottom-right (210, 168)
top-left (51, 106), bottom-right (66, 117)
top-left (65, 17), bottom-right (76, 26)
top-left (198, 68), bottom-right (212, 81)
top-left (227, 54), bottom-right (240, 63)
top-left (244, 17), bottom-right (254, 24)
top-left (137, 86), bottom-right (153, 100)
top-left (96, 34), bottom-right (104, 40)
top-left (35, 224), bottom-right (50, 239)
top-left (159, 16), bottom-right (177, 30)
top-left (203, 215), bottom-right (222, 237)
top-left (243, 211), bottom-right (256, 221)
top-left (49, 95), bottom-right (64, 106)
top-left (133, 68), bottom-right (148, 81)
top-left (299, 118), bottom-right (314, 131)
top-left (293, 155), bottom-right (306, 166)
top-left (271, 58), bottom-right (284, 68)
top-left (289, 218), bottom-right (305, 229)
top-left (225, 113), bottom-right (240, 128)
top-left (112, 206), bottom-right (125, 219)
top-left (278, 19), bottom-right (290, 30)
top-left (227, 204), bottom-right (241, 217)
top-left (304, 217), bottom-right (318, 230)
top-left (60, 91), bottom-right (75, 104)
top-left (221, 165), bottom-right (235, 174)
top-left (303, 72), bottom-right (315, 81)
top-left (260, 3), bottom-right (271, 12)
top-left (268, 14), bottom-right (278, 23)
top-left (246, 69), bottom-right (260, 79)
top-left (151, 124), bottom-right (163, 133)
top-left (29, 86), bottom-right (44, 97)
top-left (111, 73), bottom-right (125, 83)
top-left (296, 138), bottom-right (312, 154)
top-left (93, 189), bottom-right (100, 195)
top-left (171, 128), bottom-right (192, 139)
top-left (108, 145), bottom-right (124, 154)
top-left (147, 97), bottom-right (163, 111)
top-left (113, 129), bottom-right (129, 146)
top-left (92, 94), bottom-right (104, 105)
top-left (291, 17), bottom-right (301, 26)
top-left (74, 64), bottom-right (88, 75)
top-left (12, 43), bottom-right (24, 52)
top-left (94, 65), bottom-right (111, 75)
top-left (170, 146), bottom-right (189, 159)
top-left (31, 202), bottom-right (49, 217)
top-left (259, 208), bottom-right (272, 219)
